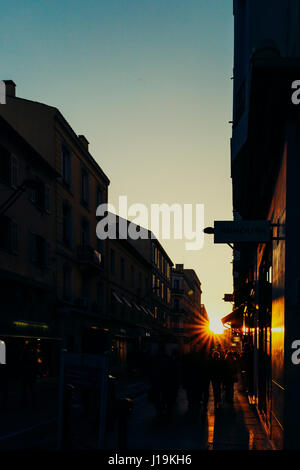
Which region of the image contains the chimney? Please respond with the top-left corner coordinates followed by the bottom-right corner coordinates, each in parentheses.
top-left (176, 264), bottom-right (184, 270)
top-left (78, 135), bottom-right (89, 151)
top-left (3, 80), bottom-right (16, 97)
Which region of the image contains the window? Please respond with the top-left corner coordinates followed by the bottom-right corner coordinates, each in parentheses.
top-left (0, 147), bottom-right (18, 187)
top-left (110, 249), bottom-right (116, 275)
top-left (138, 272), bottom-right (142, 290)
top-left (0, 216), bottom-right (18, 253)
top-left (81, 273), bottom-right (89, 300)
top-left (62, 145), bottom-right (72, 189)
top-left (29, 233), bottom-right (50, 266)
top-left (80, 217), bottom-right (90, 247)
top-left (161, 282), bottom-right (164, 299)
top-left (62, 202), bottom-right (72, 247)
top-left (0, 145), bottom-right (11, 185)
top-left (29, 179), bottom-right (47, 210)
top-left (44, 184), bottom-right (51, 212)
top-left (152, 274), bottom-right (155, 289)
top-left (167, 287), bottom-right (171, 304)
top-left (62, 265), bottom-right (72, 301)
top-left (174, 279), bottom-right (179, 290)
top-left (130, 265), bottom-right (135, 287)
top-left (81, 167), bottom-right (89, 207)
top-left (97, 282), bottom-right (104, 309)
top-left (120, 257), bottom-right (125, 281)
top-left (10, 155), bottom-right (19, 188)
top-left (145, 276), bottom-right (149, 294)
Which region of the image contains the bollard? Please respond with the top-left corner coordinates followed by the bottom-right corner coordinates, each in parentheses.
top-left (61, 384), bottom-right (74, 450)
top-left (117, 397), bottom-right (133, 450)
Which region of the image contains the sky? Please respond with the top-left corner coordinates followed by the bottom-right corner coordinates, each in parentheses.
top-left (1, 0), bottom-right (234, 321)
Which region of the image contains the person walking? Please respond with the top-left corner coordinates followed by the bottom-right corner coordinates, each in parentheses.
top-left (182, 347), bottom-right (201, 413)
top-left (148, 344), bottom-right (176, 417)
top-left (209, 350), bottom-right (224, 411)
top-left (224, 350), bottom-right (238, 404)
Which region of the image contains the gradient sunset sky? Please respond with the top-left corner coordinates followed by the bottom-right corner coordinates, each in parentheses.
top-left (2, 0), bottom-right (234, 321)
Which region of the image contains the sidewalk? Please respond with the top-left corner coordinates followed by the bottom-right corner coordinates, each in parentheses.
top-left (0, 374), bottom-right (272, 450)
top-left (120, 379), bottom-right (273, 450)
top-left (0, 377), bottom-right (59, 450)
top-left (207, 381), bottom-right (273, 450)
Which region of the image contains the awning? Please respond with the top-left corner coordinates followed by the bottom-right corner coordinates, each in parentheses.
top-left (122, 296), bottom-right (132, 308)
top-left (221, 307), bottom-right (243, 328)
top-left (132, 302), bottom-right (141, 311)
top-left (112, 291), bottom-right (123, 304)
top-left (146, 308), bottom-right (154, 318)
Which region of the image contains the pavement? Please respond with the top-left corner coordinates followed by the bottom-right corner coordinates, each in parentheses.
top-left (107, 378), bottom-right (273, 451)
top-left (0, 375), bottom-right (272, 451)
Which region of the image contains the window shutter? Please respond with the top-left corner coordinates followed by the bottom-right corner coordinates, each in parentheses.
top-left (29, 232), bottom-right (37, 263)
top-left (11, 155), bottom-right (19, 187)
top-left (44, 184), bottom-right (50, 212)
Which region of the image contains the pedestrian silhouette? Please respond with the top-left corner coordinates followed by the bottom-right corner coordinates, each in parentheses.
top-left (224, 350), bottom-right (238, 404)
top-left (182, 344), bottom-right (210, 417)
top-left (209, 350), bottom-right (224, 411)
top-left (148, 344), bottom-right (178, 417)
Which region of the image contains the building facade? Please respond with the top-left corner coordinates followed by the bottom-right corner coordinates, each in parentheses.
top-left (231, 0), bottom-right (300, 449)
top-left (170, 264), bottom-right (204, 353)
top-left (106, 237), bottom-right (153, 374)
top-left (0, 81), bottom-right (110, 355)
top-left (0, 115), bottom-right (60, 376)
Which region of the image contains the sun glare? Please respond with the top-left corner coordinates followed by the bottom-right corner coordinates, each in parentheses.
top-left (208, 317), bottom-right (224, 335)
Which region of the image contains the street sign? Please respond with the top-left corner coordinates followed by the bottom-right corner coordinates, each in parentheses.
top-left (223, 294), bottom-right (234, 302)
top-left (214, 221), bottom-right (271, 243)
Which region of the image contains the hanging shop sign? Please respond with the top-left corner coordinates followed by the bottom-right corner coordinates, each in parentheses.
top-left (214, 221), bottom-right (271, 243)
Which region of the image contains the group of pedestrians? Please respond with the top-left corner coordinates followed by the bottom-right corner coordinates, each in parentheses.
top-left (148, 343), bottom-right (240, 418)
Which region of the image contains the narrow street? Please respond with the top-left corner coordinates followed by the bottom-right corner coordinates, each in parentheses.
top-left (107, 380), bottom-right (273, 451)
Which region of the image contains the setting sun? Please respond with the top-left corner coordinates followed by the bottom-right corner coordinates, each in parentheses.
top-left (208, 317), bottom-right (224, 335)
